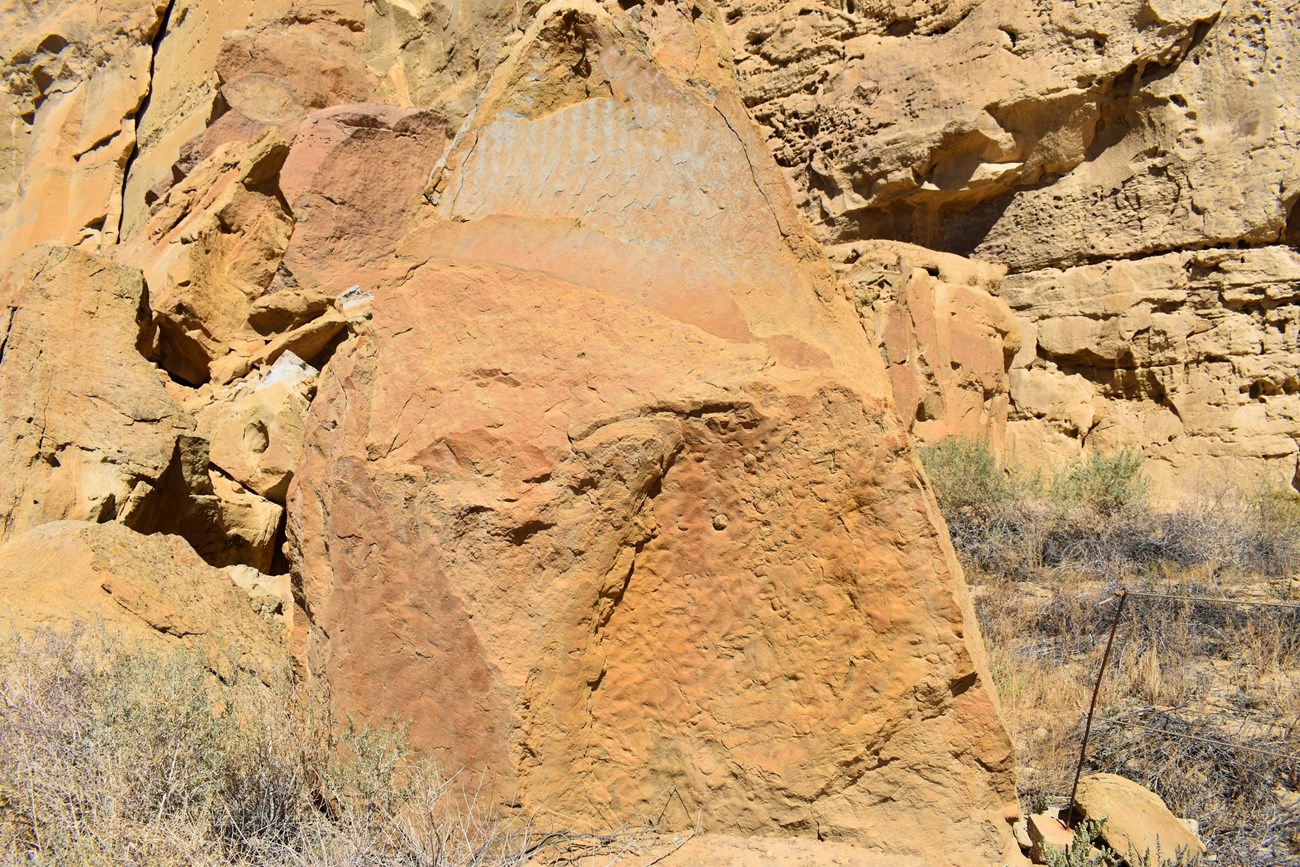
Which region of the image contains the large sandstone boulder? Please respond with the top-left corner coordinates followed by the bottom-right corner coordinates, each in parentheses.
top-left (291, 261), bottom-right (1019, 861)
top-left (277, 103), bottom-right (447, 297)
top-left (288, 2), bottom-right (1020, 861)
top-left (1075, 773), bottom-right (1206, 867)
top-left (0, 244), bottom-right (193, 539)
top-left (0, 521), bottom-right (286, 683)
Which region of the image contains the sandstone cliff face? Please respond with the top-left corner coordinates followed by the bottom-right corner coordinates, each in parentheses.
top-left (0, 0), bottom-right (168, 264)
top-left (0, 0), bottom-right (1026, 861)
top-left (1002, 246), bottom-right (1300, 494)
top-left (6, 0), bottom-right (1291, 860)
top-left (720, 0), bottom-right (1300, 492)
top-left (0, 244), bottom-right (190, 537)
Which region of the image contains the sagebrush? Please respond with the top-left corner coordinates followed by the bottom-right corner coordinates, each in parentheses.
top-left (921, 438), bottom-right (1300, 866)
top-left (0, 624), bottom-right (532, 867)
top-left (920, 437), bottom-right (1300, 583)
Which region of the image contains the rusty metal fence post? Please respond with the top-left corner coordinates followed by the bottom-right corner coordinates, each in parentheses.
top-left (1065, 588), bottom-right (1128, 827)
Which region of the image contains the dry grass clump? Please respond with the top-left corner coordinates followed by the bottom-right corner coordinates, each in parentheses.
top-left (0, 624), bottom-right (532, 867)
top-left (921, 438), bottom-right (1300, 866)
top-left (1094, 709), bottom-right (1300, 865)
top-left (976, 579), bottom-right (1300, 866)
top-left (920, 437), bottom-right (1300, 583)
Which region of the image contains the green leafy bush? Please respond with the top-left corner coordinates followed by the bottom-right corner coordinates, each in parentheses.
top-left (1243, 486), bottom-right (1300, 579)
top-left (1050, 449), bottom-right (1150, 516)
top-left (1042, 819), bottom-right (1118, 867)
top-left (918, 436), bottom-right (1020, 513)
top-left (918, 437), bottom-right (1300, 582)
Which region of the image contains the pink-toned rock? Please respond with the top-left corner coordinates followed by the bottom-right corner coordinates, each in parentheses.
top-left (278, 103), bottom-right (447, 297)
top-left (1027, 812), bottom-right (1076, 863)
top-left (120, 0), bottom-right (293, 235)
top-left (122, 1), bottom-right (377, 229)
top-left (217, 20), bottom-right (377, 127)
top-left (834, 241), bottom-right (1020, 451)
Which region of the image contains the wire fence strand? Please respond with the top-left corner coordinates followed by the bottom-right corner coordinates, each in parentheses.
top-left (1124, 590), bottom-right (1300, 610)
top-left (1099, 717), bottom-right (1300, 764)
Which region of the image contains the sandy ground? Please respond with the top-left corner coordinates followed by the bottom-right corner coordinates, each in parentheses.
top-left (532, 832), bottom-right (942, 866)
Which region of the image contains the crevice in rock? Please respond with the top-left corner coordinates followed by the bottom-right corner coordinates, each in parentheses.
top-left (572, 400), bottom-right (752, 442)
top-left (1024, 235), bottom-right (1298, 273)
top-left (118, 0), bottom-right (177, 242)
top-left (307, 325), bottom-right (353, 375)
top-left (713, 104), bottom-right (785, 239)
top-left (0, 307), bottom-right (15, 368)
top-left (1284, 194), bottom-right (1300, 247)
top-left (133, 277), bottom-right (160, 362)
top-left (508, 520), bottom-right (555, 546)
top-left (269, 509), bottom-right (291, 576)
top-left (591, 445), bottom-right (677, 641)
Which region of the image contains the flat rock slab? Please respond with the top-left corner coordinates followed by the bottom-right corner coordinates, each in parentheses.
top-left (1027, 812), bottom-right (1075, 863)
top-left (1076, 773), bottom-right (1206, 867)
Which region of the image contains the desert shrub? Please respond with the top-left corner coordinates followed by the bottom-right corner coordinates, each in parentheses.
top-left (942, 437), bottom-right (1300, 866)
top-left (1050, 450), bottom-right (1150, 517)
top-left (920, 438), bottom-right (1300, 583)
top-left (1092, 709), bottom-right (1298, 867)
top-left (918, 436), bottom-right (1019, 512)
top-left (1239, 487), bottom-right (1300, 579)
top-left (0, 624), bottom-right (532, 867)
top-left (919, 437), bottom-right (1051, 579)
top-left (1042, 819), bottom-right (1119, 867)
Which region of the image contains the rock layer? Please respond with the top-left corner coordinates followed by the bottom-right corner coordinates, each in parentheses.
top-left (1001, 246), bottom-right (1300, 494)
top-left (719, 0), bottom-right (1296, 268)
top-left (717, 0), bottom-right (1300, 492)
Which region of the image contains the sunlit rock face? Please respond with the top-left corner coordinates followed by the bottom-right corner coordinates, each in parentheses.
top-left (719, 0), bottom-right (1300, 494)
top-left (287, 4), bottom-right (1020, 860)
top-left (69, 0), bottom-right (1300, 862)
